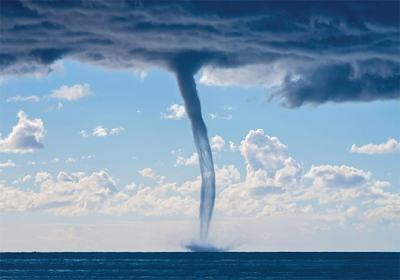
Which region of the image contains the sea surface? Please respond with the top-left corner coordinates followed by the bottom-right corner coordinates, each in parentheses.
top-left (1, 252), bottom-right (399, 279)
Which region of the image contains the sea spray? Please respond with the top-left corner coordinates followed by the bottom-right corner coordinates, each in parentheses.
top-left (175, 71), bottom-right (216, 243)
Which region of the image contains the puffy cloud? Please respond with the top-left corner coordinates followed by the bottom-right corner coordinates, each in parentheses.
top-left (0, 110), bottom-right (45, 154)
top-left (125, 182), bottom-right (136, 190)
top-left (300, 205), bottom-right (314, 213)
top-left (35, 171), bottom-right (52, 183)
top-left (6, 95), bottom-right (40, 102)
top-left (177, 164), bottom-right (240, 196)
top-left (210, 135), bottom-right (225, 151)
top-left (51, 158), bottom-right (59, 163)
top-left (160, 104), bottom-right (186, 120)
top-left (0, 159), bottom-right (16, 167)
top-left (81, 126), bottom-right (125, 137)
top-left (0, 171), bottom-right (125, 216)
top-left (300, 165), bottom-right (398, 209)
top-left (12, 175), bottom-right (31, 185)
top-left (305, 165), bottom-right (371, 189)
top-left (175, 153), bottom-right (198, 166)
top-left (27, 161), bottom-right (36, 165)
top-left (92, 126), bottom-right (108, 137)
top-left (139, 168), bottom-right (165, 185)
top-left (109, 187), bottom-right (198, 217)
top-left (101, 169), bottom-right (200, 217)
top-left (57, 103), bottom-right (63, 110)
top-left (1, 2), bottom-right (398, 107)
top-left (350, 139), bottom-right (400, 154)
top-left (239, 129), bottom-right (302, 189)
top-left (65, 158), bottom-right (76, 163)
top-left (216, 129), bottom-right (302, 216)
top-left (50, 84), bottom-right (92, 101)
top-left (364, 205), bottom-right (400, 225)
top-left (108, 165), bottom-right (240, 217)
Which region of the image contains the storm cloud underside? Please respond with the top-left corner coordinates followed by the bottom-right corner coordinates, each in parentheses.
top-left (1, 0), bottom-right (399, 107)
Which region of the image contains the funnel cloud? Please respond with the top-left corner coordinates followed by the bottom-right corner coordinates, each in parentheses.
top-left (175, 71), bottom-right (215, 242)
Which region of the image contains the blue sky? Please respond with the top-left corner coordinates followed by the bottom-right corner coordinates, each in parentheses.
top-left (0, 0), bottom-right (399, 252)
top-left (1, 60), bottom-right (399, 251)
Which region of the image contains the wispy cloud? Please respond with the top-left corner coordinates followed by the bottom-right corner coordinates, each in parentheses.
top-left (6, 95), bottom-right (40, 102)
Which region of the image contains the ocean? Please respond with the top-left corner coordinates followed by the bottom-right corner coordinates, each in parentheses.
top-left (1, 252), bottom-right (399, 279)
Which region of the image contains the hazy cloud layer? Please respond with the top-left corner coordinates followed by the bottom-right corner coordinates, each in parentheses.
top-left (0, 1), bottom-right (398, 107)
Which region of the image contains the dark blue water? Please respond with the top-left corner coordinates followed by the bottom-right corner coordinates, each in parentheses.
top-left (1, 252), bottom-right (399, 279)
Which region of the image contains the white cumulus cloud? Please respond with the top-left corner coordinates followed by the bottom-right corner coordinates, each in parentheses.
top-left (160, 104), bottom-right (186, 120)
top-left (305, 165), bottom-right (371, 189)
top-left (175, 153), bottom-right (199, 166)
top-left (1, 171), bottom-right (125, 216)
top-left (35, 171), bottom-right (52, 183)
top-left (210, 135), bottom-right (225, 151)
top-left (125, 182), bottom-right (137, 190)
top-left (50, 83), bottom-right (92, 101)
top-left (139, 168), bottom-right (165, 185)
top-left (0, 159), bottom-right (16, 167)
top-left (81, 126), bottom-right (125, 137)
top-left (0, 110), bottom-right (45, 154)
top-left (350, 139), bottom-right (400, 154)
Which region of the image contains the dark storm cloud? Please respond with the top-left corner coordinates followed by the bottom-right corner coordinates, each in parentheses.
top-left (1, 0), bottom-right (399, 107)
